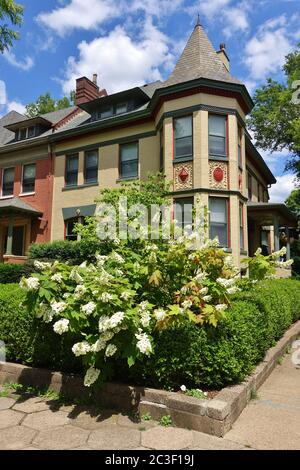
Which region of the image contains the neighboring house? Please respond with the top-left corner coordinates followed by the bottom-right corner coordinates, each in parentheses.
top-left (0, 22), bottom-right (297, 266)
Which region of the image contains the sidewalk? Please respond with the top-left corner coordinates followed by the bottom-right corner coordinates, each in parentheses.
top-left (0, 351), bottom-right (299, 450)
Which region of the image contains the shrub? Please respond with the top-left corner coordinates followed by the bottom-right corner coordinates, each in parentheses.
top-left (28, 239), bottom-right (104, 264)
top-left (0, 263), bottom-right (35, 284)
top-left (0, 284), bottom-right (81, 373)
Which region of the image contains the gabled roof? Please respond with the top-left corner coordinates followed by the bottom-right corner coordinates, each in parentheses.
top-left (163, 24), bottom-right (241, 87)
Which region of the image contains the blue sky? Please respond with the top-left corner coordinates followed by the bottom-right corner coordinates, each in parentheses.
top-left (0, 0), bottom-right (299, 201)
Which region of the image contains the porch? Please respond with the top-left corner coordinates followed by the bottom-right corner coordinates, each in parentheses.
top-left (0, 198), bottom-right (42, 264)
top-left (247, 202), bottom-right (298, 277)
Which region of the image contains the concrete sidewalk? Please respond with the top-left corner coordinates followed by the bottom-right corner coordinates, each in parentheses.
top-left (224, 352), bottom-right (300, 450)
top-left (0, 351), bottom-right (299, 450)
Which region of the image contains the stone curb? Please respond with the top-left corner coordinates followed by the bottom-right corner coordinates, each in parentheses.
top-left (1, 320), bottom-right (299, 437)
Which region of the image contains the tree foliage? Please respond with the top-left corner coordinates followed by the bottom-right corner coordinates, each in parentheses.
top-left (285, 188), bottom-right (300, 217)
top-left (0, 0), bottom-right (23, 53)
top-left (248, 44), bottom-right (300, 179)
top-left (25, 92), bottom-right (75, 118)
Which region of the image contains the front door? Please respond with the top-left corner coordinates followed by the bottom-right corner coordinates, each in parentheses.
top-left (3, 226), bottom-right (25, 256)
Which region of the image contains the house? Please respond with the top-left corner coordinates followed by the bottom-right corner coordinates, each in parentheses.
top-left (0, 21), bottom-right (297, 267)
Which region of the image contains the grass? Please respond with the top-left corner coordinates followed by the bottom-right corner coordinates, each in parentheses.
top-left (185, 388), bottom-right (208, 399)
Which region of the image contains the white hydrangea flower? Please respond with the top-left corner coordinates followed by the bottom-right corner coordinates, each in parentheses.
top-left (110, 252), bottom-right (124, 264)
top-left (105, 344), bottom-right (117, 357)
top-left (19, 277), bottom-right (40, 291)
top-left (215, 304), bottom-right (228, 312)
top-left (203, 295), bottom-right (212, 302)
top-left (36, 303), bottom-right (53, 323)
top-left (272, 246), bottom-right (287, 259)
top-left (100, 292), bottom-right (113, 303)
top-left (154, 308), bottom-right (167, 321)
top-left (138, 301), bottom-right (149, 312)
top-left (51, 301), bottom-right (67, 315)
top-left (98, 270), bottom-right (113, 285)
top-left (51, 273), bottom-right (63, 283)
top-left (81, 301), bottom-right (96, 315)
top-left (79, 261), bottom-right (87, 269)
top-left (148, 252), bottom-right (157, 264)
top-left (72, 341), bottom-right (91, 356)
top-left (90, 338), bottom-right (107, 352)
top-left (227, 286), bottom-right (240, 295)
top-left (110, 311), bottom-right (124, 328)
top-left (135, 331), bottom-right (152, 356)
top-left (200, 286), bottom-right (208, 295)
top-left (140, 311), bottom-right (151, 328)
top-left (69, 269), bottom-right (83, 284)
top-left (216, 277), bottom-right (235, 288)
top-left (96, 254), bottom-right (108, 266)
top-left (112, 237), bottom-right (121, 246)
top-left (254, 247), bottom-right (262, 256)
top-left (34, 260), bottom-right (52, 271)
top-left (120, 291), bottom-right (131, 301)
top-left (99, 315), bottom-right (111, 332)
top-left (101, 331), bottom-right (114, 341)
top-left (194, 270), bottom-right (208, 282)
top-left (115, 269), bottom-right (124, 277)
top-left (63, 293), bottom-right (71, 299)
top-left (181, 300), bottom-right (192, 310)
top-left (84, 367), bottom-right (100, 387)
top-left (180, 385), bottom-right (187, 392)
top-left (74, 284), bottom-right (87, 298)
top-left (53, 319), bottom-right (69, 335)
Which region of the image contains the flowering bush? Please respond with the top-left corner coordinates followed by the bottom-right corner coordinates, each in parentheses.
top-left (20, 231), bottom-right (241, 387)
top-left (242, 246), bottom-right (293, 281)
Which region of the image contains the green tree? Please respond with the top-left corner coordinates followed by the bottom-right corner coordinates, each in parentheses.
top-left (0, 0), bottom-right (23, 53)
top-left (248, 44), bottom-right (300, 179)
top-left (285, 188), bottom-right (300, 217)
top-left (25, 92), bottom-right (75, 118)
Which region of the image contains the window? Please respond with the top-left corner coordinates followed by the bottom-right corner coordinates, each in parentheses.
top-left (28, 126), bottom-right (35, 138)
top-left (174, 198), bottom-right (193, 232)
top-left (174, 116), bottom-right (193, 160)
top-left (19, 128), bottom-right (27, 140)
top-left (100, 106), bottom-right (113, 119)
top-left (160, 128), bottom-right (164, 171)
top-left (209, 197), bottom-right (228, 247)
top-left (65, 154), bottom-right (79, 187)
top-left (65, 218), bottom-right (78, 241)
top-left (247, 172), bottom-right (252, 201)
top-left (239, 203), bottom-right (244, 250)
top-left (120, 142), bottom-right (138, 178)
top-left (84, 150), bottom-right (98, 184)
top-left (116, 103), bottom-right (127, 115)
top-left (209, 115), bottom-right (227, 158)
top-left (238, 125), bottom-right (242, 168)
top-left (22, 163), bottom-right (36, 193)
top-left (2, 167), bottom-right (15, 197)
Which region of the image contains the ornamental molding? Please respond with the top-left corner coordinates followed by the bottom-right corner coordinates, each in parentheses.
top-left (209, 161), bottom-right (228, 190)
top-left (174, 162), bottom-right (193, 190)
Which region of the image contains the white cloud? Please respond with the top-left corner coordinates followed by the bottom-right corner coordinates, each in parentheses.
top-left (37, 0), bottom-right (118, 36)
top-left (0, 81), bottom-right (7, 105)
top-left (62, 20), bottom-right (174, 95)
top-left (244, 15), bottom-right (294, 80)
top-left (6, 100), bottom-right (26, 114)
top-left (259, 148), bottom-right (290, 173)
top-left (269, 174), bottom-right (297, 203)
top-left (3, 51), bottom-right (34, 71)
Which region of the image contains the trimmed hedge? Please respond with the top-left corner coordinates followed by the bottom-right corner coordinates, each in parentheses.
top-left (0, 284), bottom-right (81, 373)
top-left (0, 279), bottom-right (299, 390)
top-left (28, 240), bottom-right (104, 264)
top-left (0, 263), bottom-right (35, 284)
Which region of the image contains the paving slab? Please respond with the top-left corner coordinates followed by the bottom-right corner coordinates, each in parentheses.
top-left (141, 427), bottom-right (193, 450)
top-left (22, 409), bottom-right (71, 430)
top-left (88, 424), bottom-right (141, 450)
top-left (12, 397), bottom-right (50, 414)
top-left (0, 409), bottom-right (25, 429)
top-left (0, 397), bottom-right (15, 410)
top-left (33, 425), bottom-right (89, 450)
top-left (0, 426), bottom-right (37, 450)
top-left (71, 409), bottom-right (118, 430)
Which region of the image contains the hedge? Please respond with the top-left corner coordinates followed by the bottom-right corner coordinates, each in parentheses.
top-left (28, 240), bottom-right (104, 264)
top-left (0, 279), bottom-right (299, 390)
top-left (0, 264), bottom-right (35, 284)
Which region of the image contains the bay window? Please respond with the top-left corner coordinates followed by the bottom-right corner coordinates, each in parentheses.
top-left (209, 115), bottom-right (227, 158)
top-left (174, 116), bottom-right (193, 160)
top-left (209, 197), bottom-right (228, 247)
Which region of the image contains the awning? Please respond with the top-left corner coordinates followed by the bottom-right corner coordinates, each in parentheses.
top-left (247, 202), bottom-right (298, 227)
top-left (0, 197), bottom-right (42, 217)
top-left (62, 204), bottom-right (96, 220)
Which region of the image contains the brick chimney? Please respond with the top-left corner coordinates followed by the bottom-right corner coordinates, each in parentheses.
top-left (75, 75), bottom-right (107, 106)
top-left (217, 43), bottom-right (230, 72)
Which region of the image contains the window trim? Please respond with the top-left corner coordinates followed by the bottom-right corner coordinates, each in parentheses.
top-left (173, 115), bottom-right (193, 161)
top-left (247, 172), bottom-right (252, 201)
top-left (159, 127), bottom-right (164, 172)
top-left (84, 149), bottom-right (99, 184)
top-left (119, 141), bottom-right (139, 180)
top-left (1, 166), bottom-right (15, 198)
top-left (65, 153), bottom-right (79, 187)
top-left (209, 197), bottom-right (230, 248)
top-left (208, 113), bottom-right (228, 159)
top-left (21, 162), bottom-right (36, 195)
top-left (238, 125), bottom-right (243, 169)
top-left (239, 202), bottom-right (244, 251)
